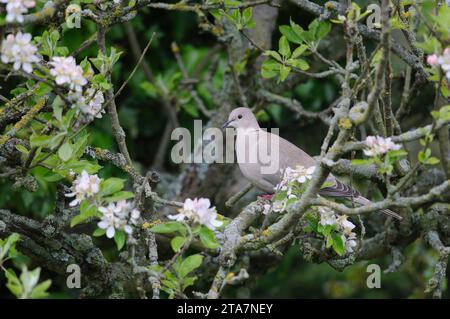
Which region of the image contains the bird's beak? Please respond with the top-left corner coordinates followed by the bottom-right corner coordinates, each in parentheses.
top-left (221, 119), bottom-right (234, 129)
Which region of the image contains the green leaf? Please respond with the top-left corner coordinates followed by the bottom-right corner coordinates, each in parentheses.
top-left (30, 134), bottom-right (52, 147)
top-left (70, 201), bottom-right (99, 227)
top-left (100, 177), bottom-right (124, 196)
top-left (314, 20), bottom-right (331, 40)
top-left (5, 269), bottom-right (22, 298)
top-left (103, 191), bottom-right (135, 202)
top-left (325, 233), bottom-right (333, 248)
top-left (331, 233), bottom-right (345, 256)
top-left (114, 230), bottom-right (126, 250)
top-left (305, 213), bottom-right (318, 233)
top-left (199, 226), bottom-right (220, 249)
top-left (182, 103), bottom-right (199, 117)
top-left (150, 221), bottom-right (187, 235)
top-left (54, 159), bottom-right (101, 176)
top-left (290, 19), bottom-right (307, 42)
top-left (351, 158), bottom-right (374, 165)
top-left (93, 228), bottom-right (106, 237)
top-left (6, 266), bottom-right (51, 299)
top-left (263, 50), bottom-right (282, 61)
top-left (72, 131), bottom-right (90, 158)
top-left (279, 64), bottom-right (291, 82)
top-left (182, 275), bottom-right (198, 290)
top-left (433, 105), bottom-right (450, 121)
top-left (36, 30), bottom-right (60, 58)
top-left (15, 144), bottom-right (29, 154)
top-left (418, 148), bottom-right (431, 163)
top-left (30, 279), bottom-right (51, 299)
top-left (53, 97), bottom-right (63, 122)
top-left (291, 44), bottom-right (308, 58)
top-left (426, 157), bottom-right (440, 165)
top-left (387, 150), bottom-right (407, 158)
top-left (0, 233), bottom-right (20, 263)
top-left (242, 7), bottom-right (253, 27)
top-left (36, 82), bottom-right (52, 97)
top-left (140, 81), bottom-right (158, 98)
top-left (58, 142), bottom-right (73, 162)
top-left (261, 59), bottom-right (280, 79)
top-left (178, 254), bottom-right (203, 278)
top-left (279, 25), bottom-right (303, 44)
top-left (171, 236), bottom-right (186, 252)
top-left (287, 58), bottom-right (309, 70)
top-left (278, 36), bottom-right (291, 57)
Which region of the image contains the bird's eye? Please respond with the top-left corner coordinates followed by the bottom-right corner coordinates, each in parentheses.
top-left (238, 114), bottom-right (243, 119)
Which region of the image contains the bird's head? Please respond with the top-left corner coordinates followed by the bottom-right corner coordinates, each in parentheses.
top-left (222, 107), bottom-right (259, 130)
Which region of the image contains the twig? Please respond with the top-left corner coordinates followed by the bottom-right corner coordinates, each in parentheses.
top-left (225, 183), bottom-right (253, 208)
top-left (96, 23), bottom-right (133, 165)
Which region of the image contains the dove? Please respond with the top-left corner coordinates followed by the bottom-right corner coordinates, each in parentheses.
top-left (222, 107), bottom-right (402, 220)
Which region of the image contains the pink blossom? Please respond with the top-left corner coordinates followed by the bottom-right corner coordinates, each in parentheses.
top-left (427, 54), bottom-right (438, 66)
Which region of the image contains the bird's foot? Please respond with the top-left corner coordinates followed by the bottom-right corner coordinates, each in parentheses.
top-left (259, 194), bottom-right (273, 200)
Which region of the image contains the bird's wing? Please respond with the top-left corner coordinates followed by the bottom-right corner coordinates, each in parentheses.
top-left (257, 130), bottom-right (362, 199)
top-left (318, 178), bottom-right (361, 198)
top-left (254, 131), bottom-right (402, 219)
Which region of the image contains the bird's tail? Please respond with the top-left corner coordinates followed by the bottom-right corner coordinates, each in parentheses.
top-left (353, 196), bottom-right (402, 220)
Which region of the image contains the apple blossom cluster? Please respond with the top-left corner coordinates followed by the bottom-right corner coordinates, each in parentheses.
top-left (275, 165), bottom-right (315, 194)
top-left (267, 165), bottom-right (315, 213)
top-left (169, 198), bottom-right (223, 230)
top-left (82, 88), bottom-right (105, 119)
top-left (69, 88), bottom-right (105, 121)
top-left (363, 136), bottom-right (402, 157)
top-left (66, 170), bottom-right (141, 239)
top-left (49, 57), bottom-right (87, 92)
top-left (49, 56), bottom-right (105, 120)
top-left (0, 0), bottom-right (35, 23)
top-left (97, 200), bottom-right (140, 238)
top-left (427, 48), bottom-right (450, 81)
top-left (0, 32), bottom-right (39, 73)
top-left (65, 170), bottom-right (101, 207)
top-left (318, 206), bottom-right (357, 253)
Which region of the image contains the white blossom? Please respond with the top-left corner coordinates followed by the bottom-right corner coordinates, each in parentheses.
top-left (272, 200), bottom-right (287, 213)
top-left (49, 56), bottom-right (87, 92)
top-left (437, 48), bottom-right (450, 81)
top-left (262, 204), bottom-right (272, 215)
top-left (275, 165), bottom-right (315, 194)
top-left (1, 32), bottom-right (39, 73)
top-left (65, 170), bottom-right (100, 207)
top-left (0, 0), bottom-right (35, 23)
top-left (80, 88), bottom-right (105, 119)
top-left (344, 233), bottom-right (357, 253)
top-left (316, 207), bottom-right (358, 254)
top-left (168, 198), bottom-right (222, 230)
top-left (427, 48), bottom-right (450, 82)
top-left (318, 206), bottom-right (337, 226)
top-left (69, 88), bottom-right (105, 121)
top-left (363, 135), bottom-right (401, 157)
top-left (97, 200), bottom-right (140, 238)
top-left (427, 54), bottom-right (438, 66)
top-left (337, 214), bottom-right (356, 235)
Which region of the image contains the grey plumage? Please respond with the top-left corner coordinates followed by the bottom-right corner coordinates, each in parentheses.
top-left (223, 107), bottom-right (402, 220)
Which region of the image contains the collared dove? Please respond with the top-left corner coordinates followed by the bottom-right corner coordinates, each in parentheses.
top-left (222, 107), bottom-right (402, 220)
